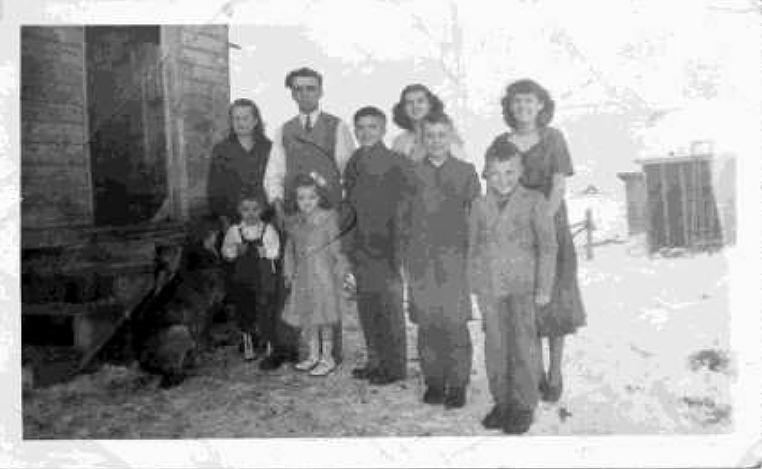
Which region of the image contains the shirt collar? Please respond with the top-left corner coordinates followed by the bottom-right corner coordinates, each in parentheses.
top-left (299, 109), bottom-right (321, 127)
top-left (425, 153), bottom-right (450, 168)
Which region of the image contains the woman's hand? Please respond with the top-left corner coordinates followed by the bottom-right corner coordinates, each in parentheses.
top-left (343, 272), bottom-right (356, 293)
top-left (535, 292), bottom-right (551, 306)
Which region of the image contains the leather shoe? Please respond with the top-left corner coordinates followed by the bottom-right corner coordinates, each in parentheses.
top-left (258, 354), bottom-right (284, 371)
top-left (502, 408), bottom-right (534, 435)
top-left (481, 405), bottom-right (507, 429)
top-left (423, 385), bottom-right (445, 405)
top-left (444, 387), bottom-right (467, 409)
top-left (351, 366), bottom-right (377, 380)
top-left (369, 371), bottom-right (400, 386)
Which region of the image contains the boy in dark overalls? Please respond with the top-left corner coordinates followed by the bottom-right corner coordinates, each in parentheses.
top-left (222, 192), bottom-right (280, 360)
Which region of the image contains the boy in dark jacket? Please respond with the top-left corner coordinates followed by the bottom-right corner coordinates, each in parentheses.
top-left (344, 106), bottom-right (417, 384)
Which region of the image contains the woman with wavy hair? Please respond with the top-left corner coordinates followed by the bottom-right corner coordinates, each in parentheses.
top-left (391, 83), bottom-right (466, 162)
top-left (483, 79), bottom-right (587, 403)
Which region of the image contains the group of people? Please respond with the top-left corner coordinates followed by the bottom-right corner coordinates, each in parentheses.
top-left (206, 67), bottom-right (586, 434)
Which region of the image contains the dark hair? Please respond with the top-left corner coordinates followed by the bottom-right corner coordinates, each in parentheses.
top-left (228, 98), bottom-right (267, 140)
top-left (237, 190), bottom-right (272, 222)
top-left (482, 143), bottom-right (522, 179)
top-left (353, 106), bottom-right (387, 125)
top-left (291, 173), bottom-right (332, 210)
top-left (284, 67), bottom-right (323, 89)
top-left (391, 83), bottom-right (445, 131)
top-left (500, 79), bottom-right (555, 129)
top-left (421, 111), bottom-right (453, 129)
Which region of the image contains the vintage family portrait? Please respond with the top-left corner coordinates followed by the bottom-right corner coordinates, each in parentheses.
top-left (5, 0), bottom-right (762, 467)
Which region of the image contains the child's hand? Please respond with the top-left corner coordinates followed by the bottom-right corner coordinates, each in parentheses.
top-left (257, 246), bottom-right (266, 258)
top-left (343, 273), bottom-right (356, 293)
top-left (535, 292), bottom-right (551, 306)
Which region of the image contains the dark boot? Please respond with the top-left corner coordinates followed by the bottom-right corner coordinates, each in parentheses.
top-left (423, 385), bottom-right (445, 405)
top-left (444, 386), bottom-right (467, 409)
top-left (502, 407), bottom-right (534, 435)
top-left (481, 405), bottom-right (508, 429)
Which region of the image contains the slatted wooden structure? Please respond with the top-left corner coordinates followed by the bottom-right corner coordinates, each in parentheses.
top-left (21, 25), bottom-right (230, 354)
top-left (616, 171), bottom-right (647, 235)
top-left (636, 154), bottom-right (723, 254)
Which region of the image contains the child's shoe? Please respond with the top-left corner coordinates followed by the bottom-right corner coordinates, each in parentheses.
top-left (422, 385), bottom-right (445, 405)
top-left (309, 357), bottom-right (336, 376)
top-left (294, 357), bottom-right (319, 371)
top-left (444, 386), bottom-right (467, 409)
top-left (242, 333), bottom-right (256, 361)
top-left (501, 408), bottom-right (534, 435)
top-left (481, 405), bottom-right (507, 429)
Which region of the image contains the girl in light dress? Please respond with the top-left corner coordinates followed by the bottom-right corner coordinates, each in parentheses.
top-left (281, 173), bottom-right (355, 376)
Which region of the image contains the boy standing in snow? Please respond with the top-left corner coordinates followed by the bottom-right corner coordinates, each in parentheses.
top-left (468, 150), bottom-right (557, 434)
top-left (403, 112), bottom-right (480, 409)
top-left (344, 106), bottom-right (417, 385)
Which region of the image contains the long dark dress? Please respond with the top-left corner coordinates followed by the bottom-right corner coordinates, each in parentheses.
top-left (484, 127), bottom-right (587, 336)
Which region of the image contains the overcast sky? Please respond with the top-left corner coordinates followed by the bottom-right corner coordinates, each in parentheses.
top-left (227, 0), bottom-right (759, 194)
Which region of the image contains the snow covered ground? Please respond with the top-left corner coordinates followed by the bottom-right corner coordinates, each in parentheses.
top-left (22, 238), bottom-right (732, 438)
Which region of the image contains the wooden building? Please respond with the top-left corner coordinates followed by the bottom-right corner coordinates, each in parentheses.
top-left (616, 171), bottom-right (647, 235)
top-left (21, 25), bottom-right (230, 353)
top-left (635, 154), bottom-right (723, 254)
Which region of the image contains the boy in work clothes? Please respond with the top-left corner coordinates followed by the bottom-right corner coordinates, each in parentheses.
top-left (469, 150), bottom-right (557, 434)
top-left (343, 106), bottom-right (417, 385)
top-left (403, 112), bottom-right (480, 409)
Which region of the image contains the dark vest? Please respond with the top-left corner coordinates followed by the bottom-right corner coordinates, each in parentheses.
top-left (281, 113), bottom-right (341, 210)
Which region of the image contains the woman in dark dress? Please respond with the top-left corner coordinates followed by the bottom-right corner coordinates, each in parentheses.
top-left (207, 98), bottom-right (272, 230)
top-left (484, 79), bottom-right (586, 403)
top-left (207, 98), bottom-right (299, 370)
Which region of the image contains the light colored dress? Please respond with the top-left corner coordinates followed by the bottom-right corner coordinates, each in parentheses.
top-left (282, 208), bottom-right (350, 328)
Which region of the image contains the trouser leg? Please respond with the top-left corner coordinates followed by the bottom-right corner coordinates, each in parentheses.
top-left (482, 296), bottom-right (510, 409)
top-left (417, 312), bottom-right (446, 389)
top-left (378, 281), bottom-right (407, 379)
top-left (443, 315), bottom-right (472, 390)
top-left (357, 292), bottom-right (381, 370)
top-left (505, 294), bottom-right (541, 411)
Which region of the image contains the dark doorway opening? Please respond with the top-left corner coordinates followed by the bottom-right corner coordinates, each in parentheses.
top-left (86, 26), bottom-right (168, 226)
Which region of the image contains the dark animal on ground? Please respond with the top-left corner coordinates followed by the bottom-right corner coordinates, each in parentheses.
top-left (130, 219), bottom-right (226, 387)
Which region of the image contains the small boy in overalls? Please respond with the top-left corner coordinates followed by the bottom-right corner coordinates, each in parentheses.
top-left (222, 192), bottom-right (280, 360)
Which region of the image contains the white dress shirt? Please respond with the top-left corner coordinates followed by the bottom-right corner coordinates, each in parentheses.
top-left (264, 109), bottom-right (356, 203)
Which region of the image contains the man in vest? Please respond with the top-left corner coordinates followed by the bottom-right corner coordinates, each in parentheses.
top-left (264, 67), bottom-right (356, 365)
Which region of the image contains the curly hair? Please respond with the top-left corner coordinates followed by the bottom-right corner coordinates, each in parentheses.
top-left (391, 83), bottom-right (445, 131)
top-left (291, 173), bottom-right (332, 210)
top-left (500, 79), bottom-right (555, 129)
top-left (228, 98), bottom-right (267, 141)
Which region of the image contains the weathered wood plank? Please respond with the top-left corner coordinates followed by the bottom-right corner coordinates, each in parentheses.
top-left (180, 29), bottom-right (227, 53)
top-left (182, 25), bottom-right (228, 40)
top-left (21, 26), bottom-right (84, 45)
top-left (21, 164), bottom-right (92, 227)
top-left (180, 46), bottom-right (226, 69)
top-left (22, 121), bottom-right (86, 145)
top-left (21, 142), bottom-right (87, 167)
top-left (21, 100), bottom-right (85, 125)
top-left (178, 60), bottom-right (227, 85)
top-left (21, 34), bottom-right (83, 66)
top-left (21, 80), bottom-right (85, 106)
top-left (21, 52), bottom-right (84, 88)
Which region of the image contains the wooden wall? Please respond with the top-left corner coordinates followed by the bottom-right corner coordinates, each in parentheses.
top-left (617, 172), bottom-right (646, 235)
top-left (21, 26), bottom-right (93, 230)
top-left (641, 156), bottom-right (723, 253)
top-left (161, 25), bottom-right (230, 220)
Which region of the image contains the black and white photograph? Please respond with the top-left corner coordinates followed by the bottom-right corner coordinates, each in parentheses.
top-left (3, 0), bottom-right (762, 467)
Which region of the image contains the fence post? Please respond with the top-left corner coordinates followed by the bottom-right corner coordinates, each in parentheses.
top-left (585, 208), bottom-right (594, 260)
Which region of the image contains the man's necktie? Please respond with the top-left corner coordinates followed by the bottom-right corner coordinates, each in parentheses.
top-left (305, 115), bottom-right (312, 132)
